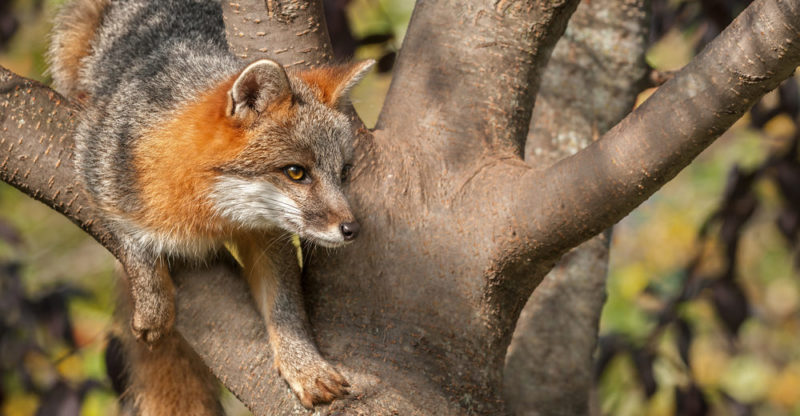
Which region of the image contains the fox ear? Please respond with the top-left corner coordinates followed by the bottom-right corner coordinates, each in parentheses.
top-left (299, 60), bottom-right (375, 108)
top-left (227, 59), bottom-right (291, 125)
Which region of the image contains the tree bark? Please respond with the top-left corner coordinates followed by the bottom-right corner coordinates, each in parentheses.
top-left (504, 0), bottom-right (649, 414)
top-left (1, 0), bottom-right (799, 414)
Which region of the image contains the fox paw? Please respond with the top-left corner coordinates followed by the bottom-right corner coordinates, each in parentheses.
top-left (130, 296), bottom-right (175, 346)
top-left (278, 357), bottom-right (349, 409)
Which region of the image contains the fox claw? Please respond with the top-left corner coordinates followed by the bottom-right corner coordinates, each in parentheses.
top-left (280, 358), bottom-right (349, 409)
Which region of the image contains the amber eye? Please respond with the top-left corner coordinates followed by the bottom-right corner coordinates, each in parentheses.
top-left (284, 165), bottom-right (308, 182)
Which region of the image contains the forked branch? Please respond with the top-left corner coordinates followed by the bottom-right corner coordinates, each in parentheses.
top-left (505, 0), bottom-right (649, 412)
top-left (1, 0), bottom-right (798, 413)
top-left (509, 0), bottom-right (800, 263)
top-left (376, 0), bottom-right (581, 160)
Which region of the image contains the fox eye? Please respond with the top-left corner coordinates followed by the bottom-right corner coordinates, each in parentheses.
top-left (341, 164), bottom-right (353, 182)
top-left (284, 165), bottom-right (309, 183)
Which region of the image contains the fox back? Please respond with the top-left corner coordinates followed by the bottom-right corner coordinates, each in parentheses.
top-left (48, 0), bottom-right (373, 257)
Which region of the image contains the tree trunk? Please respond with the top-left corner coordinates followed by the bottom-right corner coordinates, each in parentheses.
top-left (1, 0), bottom-right (799, 414)
top-left (505, 0), bottom-right (649, 413)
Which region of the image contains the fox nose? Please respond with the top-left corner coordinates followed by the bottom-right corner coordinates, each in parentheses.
top-left (340, 221), bottom-right (360, 241)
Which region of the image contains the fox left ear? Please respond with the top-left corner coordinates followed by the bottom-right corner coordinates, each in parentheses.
top-left (299, 60), bottom-right (375, 108)
top-left (228, 59), bottom-right (292, 126)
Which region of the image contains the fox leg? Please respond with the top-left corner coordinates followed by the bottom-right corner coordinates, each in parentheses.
top-left (119, 245), bottom-right (175, 345)
top-left (112, 268), bottom-right (223, 416)
top-left (235, 232), bottom-right (349, 408)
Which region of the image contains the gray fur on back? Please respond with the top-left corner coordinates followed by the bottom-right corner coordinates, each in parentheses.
top-left (73, 0), bottom-right (241, 215)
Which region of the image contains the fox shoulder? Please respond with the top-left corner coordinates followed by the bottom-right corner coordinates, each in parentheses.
top-left (47, 0), bottom-right (109, 100)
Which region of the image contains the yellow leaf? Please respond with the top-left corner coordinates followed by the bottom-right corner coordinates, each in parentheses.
top-left (2, 393), bottom-right (38, 416)
top-left (691, 336), bottom-right (729, 386)
top-left (56, 353), bottom-right (85, 382)
top-left (763, 114), bottom-right (796, 139)
top-left (769, 362), bottom-right (800, 408)
top-left (616, 264), bottom-right (650, 300)
top-left (721, 356), bottom-right (776, 403)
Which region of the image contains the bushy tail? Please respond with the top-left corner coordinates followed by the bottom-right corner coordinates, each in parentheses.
top-left (47, 0), bottom-right (108, 98)
top-left (111, 265), bottom-right (224, 416)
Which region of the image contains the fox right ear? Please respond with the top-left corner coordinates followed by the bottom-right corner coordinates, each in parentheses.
top-left (227, 59), bottom-right (291, 125)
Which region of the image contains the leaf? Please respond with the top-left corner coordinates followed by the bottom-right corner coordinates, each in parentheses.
top-left (0, 262), bottom-right (24, 315)
top-left (633, 349), bottom-right (657, 397)
top-left (777, 208), bottom-right (800, 242)
top-left (594, 334), bottom-right (631, 380)
top-left (34, 380), bottom-right (100, 416)
top-left (0, 219), bottom-right (22, 247)
top-left (749, 102), bottom-right (781, 129)
top-left (721, 389), bottom-right (757, 414)
top-left (709, 279), bottom-right (749, 336)
top-left (716, 167), bottom-right (759, 259)
top-left (674, 318), bottom-right (692, 366)
top-left (28, 285), bottom-right (89, 348)
top-left (35, 381), bottom-right (81, 416)
top-left (774, 160), bottom-right (800, 212)
top-left (777, 77), bottom-right (799, 119)
top-left (675, 384), bottom-right (709, 416)
top-left (377, 51), bottom-right (396, 73)
top-left (358, 33), bottom-right (394, 46)
top-left (0, 2), bottom-right (18, 50)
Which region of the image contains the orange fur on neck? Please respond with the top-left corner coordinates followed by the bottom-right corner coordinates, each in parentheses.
top-left (134, 75), bottom-right (246, 244)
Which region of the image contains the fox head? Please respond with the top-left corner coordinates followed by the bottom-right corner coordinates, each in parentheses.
top-left (210, 59), bottom-right (373, 247)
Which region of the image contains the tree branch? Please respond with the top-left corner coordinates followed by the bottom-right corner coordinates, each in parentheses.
top-left (505, 231), bottom-right (611, 416)
top-left (173, 259), bottom-right (462, 415)
top-left (222, 0), bottom-right (333, 68)
top-left (512, 0), bottom-right (800, 263)
top-left (473, 0), bottom-right (797, 362)
top-left (3, 0), bottom-right (797, 414)
top-left (0, 2), bottom-right (356, 413)
top-left (0, 69), bottom-right (119, 256)
top-left (376, 0), bottom-right (580, 162)
top-left (504, 0), bottom-right (649, 412)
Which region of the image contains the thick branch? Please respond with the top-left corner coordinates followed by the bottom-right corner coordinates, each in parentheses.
top-left (173, 259), bottom-right (462, 415)
top-left (512, 0), bottom-right (800, 262)
top-left (3, 0), bottom-right (796, 414)
top-left (505, 231), bottom-right (611, 416)
top-left (222, 0), bottom-right (333, 68)
top-left (504, 0), bottom-right (649, 412)
top-left (0, 69), bottom-right (119, 256)
top-left (376, 0), bottom-right (580, 161)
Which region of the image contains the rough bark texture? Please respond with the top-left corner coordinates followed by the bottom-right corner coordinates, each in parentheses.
top-left (504, 0), bottom-right (650, 414)
top-left (222, 0), bottom-right (333, 68)
top-left (1, 0), bottom-right (800, 414)
top-left (0, 70), bottom-right (118, 254)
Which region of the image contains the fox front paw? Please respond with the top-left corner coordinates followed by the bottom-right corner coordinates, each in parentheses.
top-left (130, 296), bottom-right (175, 346)
top-left (278, 356), bottom-right (350, 409)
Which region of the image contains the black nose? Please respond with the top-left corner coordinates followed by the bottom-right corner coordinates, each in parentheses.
top-left (340, 221), bottom-right (360, 241)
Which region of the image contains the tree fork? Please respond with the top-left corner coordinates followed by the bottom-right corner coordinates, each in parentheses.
top-left (480, 0), bottom-right (800, 332)
top-left (0, 0), bottom-right (799, 414)
top-left (505, 0), bottom-right (650, 413)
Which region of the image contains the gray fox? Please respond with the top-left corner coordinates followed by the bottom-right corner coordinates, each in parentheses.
top-left (48, 0), bottom-right (373, 411)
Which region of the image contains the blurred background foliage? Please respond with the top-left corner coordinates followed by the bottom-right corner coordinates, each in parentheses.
top-left (0, 0), bottom-right (798, 415)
